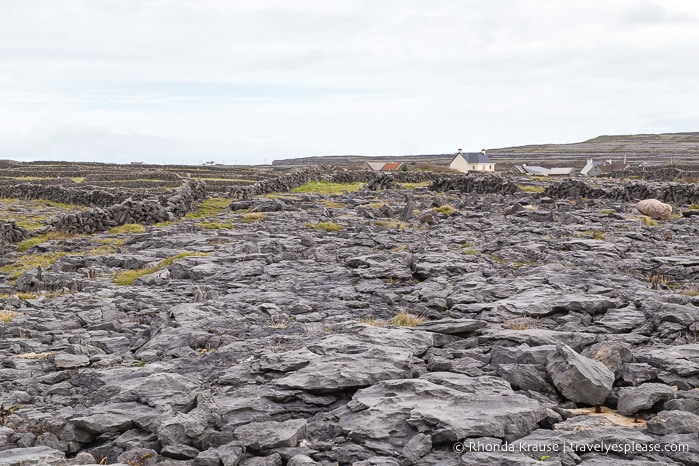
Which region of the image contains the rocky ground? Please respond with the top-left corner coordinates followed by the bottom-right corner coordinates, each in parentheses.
top-left (1, 180), bottom-right (698, 466)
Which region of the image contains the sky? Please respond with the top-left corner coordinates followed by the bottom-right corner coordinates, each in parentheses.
top-left (1, 0), bottom-right (698, 165)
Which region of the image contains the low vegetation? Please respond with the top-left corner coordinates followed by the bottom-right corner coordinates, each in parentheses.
top-left (291, 181), bottom-right (363, 195)
top-left (374, 220), bottom-right (406, 230)
top-left (109, 223), bottom-right (146, 234)
top-left (0, 310), bottom-right (21, 323)
top-left (114, 252), bottom-right (209, 286)
top-left (0, 252), bottom-right (67, 280)
top-left (242, 212), bottom-right (264, 224)
top-left (398, 182), bottom-right (431, 189)
top-left (309, 221), bottom-right (343, 232)
top-left (17, 232), bottom-right (76, 252)
top-left (641, 216), bottom-right (658, 227)
top-left (391, 311), bottom-right (425, 327)
top-left (517, 185), bottom-right (546, 193)
top-left (433, 205), bottom-right (457, 216)
top-left (197, 221), bottom-right (233, 230)
top-left (186, 198), bottom-right (231, 219)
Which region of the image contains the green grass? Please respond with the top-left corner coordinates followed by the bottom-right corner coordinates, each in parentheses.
top-left (517, 185), bottom-right (546, 193)
top-left (186, 198), bottom-right (231, 219)
top-left (71, 177), bottom-right (85, 183)
top-left (433, 205), bottom-right (457, 215)
top-left (113, 252), bottom-right (209, 286)
top-left (0, 252), bottom-right (67, 280)
top-left (242, 212), bottom-right (264, 224)
top-left (689, 204), bottom-right (699, 210)
top-left (197, 221), bottom-right (234, 230)
top-left (109, 223), bottom-right (147, 234)
top-left (291, 181), bottom-right (363, 194)
top-left (17, 232), bottom-right (77, 252)
top-left (398, 182), bottom-right (431, 189)
top-left (599, 209), bottom-right (615, 215)
top-left (308, 221), bottom-right (343, 232)
top-left (641, 216), bottom-right (658, 227)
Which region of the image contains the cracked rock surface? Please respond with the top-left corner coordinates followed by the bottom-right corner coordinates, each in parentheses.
top-left (1, 183), bottom-right (698, 465)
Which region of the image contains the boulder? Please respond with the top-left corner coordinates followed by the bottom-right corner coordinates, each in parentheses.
top-left (617, 383), bottom-right (677, 415)
top-left (646, 410), bottom-right (699, 435)
top-left (546, 343), bottom-right (614, 406)
top-left (635, 199), bottom-right (672, 220)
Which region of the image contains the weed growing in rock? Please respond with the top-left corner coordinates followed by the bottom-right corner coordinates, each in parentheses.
top-left (242, 212), bottom-right (264, 224)
top-left (0, 292), bottom-right (37, 300)
top-left (582, 230), bottom-right (606, 240)
top-left (109, 223), bottom-right (146, 234)
top-left (391, 311), bottom-right (425, 327)
top-left (362, 316), bottom-right (387, 326)
top-left (681, 287), bottom-right (699, 297)
top-left (0, 252), bottom-right (67, 280)
top-left (647, 274), bottom-right (668, 290)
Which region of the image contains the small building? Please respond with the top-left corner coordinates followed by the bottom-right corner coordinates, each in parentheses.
top-left (581, 159), bottom-right (629, 177)
top-left (367, 162), bottom-right (404, 172)
top-left (449, 150), bottom-right (495, 173)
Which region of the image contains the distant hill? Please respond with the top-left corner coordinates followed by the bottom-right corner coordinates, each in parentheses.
top-left (272, 132), bottom-right (699, 168)
top-left (486, 132), bottom-right (699, 168)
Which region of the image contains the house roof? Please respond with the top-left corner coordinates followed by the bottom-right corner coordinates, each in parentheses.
top-left (381, 162), bottom-right (403, 171)
top-left (451, 152), bottom-right (494, 165)
top-left (548, 167), bottom-right (574, 175)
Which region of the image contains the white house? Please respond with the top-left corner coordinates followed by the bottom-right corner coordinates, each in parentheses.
top-left (449, 150), bottom-right (495, 173)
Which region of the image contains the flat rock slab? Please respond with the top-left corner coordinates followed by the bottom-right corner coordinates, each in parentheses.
top-left (617, 383), bottom-right (677, 415)
top-left (415, 318), bottom-right (487, 335)
top-left (234, 419), bottom-right (307, 451)
top-left (333, 374), bottom-right (546, 448)
top-left (0, 446), bottom-right (66, 465)
top-left (54, 353), bottom-right (90, 369)
top-left (637, 344), bottom-right (699, 377)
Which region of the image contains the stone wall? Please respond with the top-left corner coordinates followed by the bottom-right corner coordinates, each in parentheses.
top-left (0, 183), bottom-right (151, 207)
top-left (544, 179), bottom-right (699, 205)
top-left (0, 221), bottom-right (28, 244)
top-left (229, 168), bottom-right (437, 199)
top-left (45, 179), bottom-right (207, 234)
top-left (604, 165), bottom-right (699, 182)
top-left (429, 174), bottom-right (520, 195)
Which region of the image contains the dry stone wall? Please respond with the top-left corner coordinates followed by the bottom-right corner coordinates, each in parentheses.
top-left (230, 168), bottom-right (437, 199)
top-left (0, 221), bottom-right (28, 244)
top-left (429, 174), bottom-right (520, 195)
top-left (544, 179), bottom-right (699, 205)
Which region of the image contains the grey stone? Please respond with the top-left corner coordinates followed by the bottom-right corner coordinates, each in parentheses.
top-left (646, 410), bottom-right (699, 435)
top-left (0, 446), bottom-right (66, 465)
top-left (234, 419), bottom-right (307, 451)
top-left (53, 353), bottom-right (90, 369)
top-left (617, 383), bottom-right (677, 415)
top-left (117, 448), bottom-right (158, 466)
top-left (546, 343), bottom-right (614, 406)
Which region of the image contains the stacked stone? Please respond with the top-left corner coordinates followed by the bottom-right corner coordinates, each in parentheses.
top-left (545, 180), bottom-right (699, 205)
top-left (429, 174), bottom-right (520, 195)
top-left (0, 221), bottom-right (28, 244)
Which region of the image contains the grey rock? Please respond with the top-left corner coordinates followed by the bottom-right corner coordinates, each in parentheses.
top-left (239, 453), bottom-right (283, 466)
top-left (117, 449), bottom-right (158, 466)
top-left (0, 446), bottom-right (66, 465)
top-left (218, 441), bottom-right (245, 466)
top-left (234, 419), bottom-right (307, 451)
top-left (53, 353), bottom-right (90, 369)
top-left (161, 443), bottom-right (202, 460)
top-left (193, 447), bottom-right (221, 466)
top-left (415, 318), bottom-right (487, 335)
top-left (546, 343), bottom-right (614, 406)
top-left (617, 383), bottom-right (677, 415)
top-left (400, 433), bottom-right (432, 464)
top-left (646, 410), bottom-right (699, 435)
top-left (286, 455), bottom-right (320, 466)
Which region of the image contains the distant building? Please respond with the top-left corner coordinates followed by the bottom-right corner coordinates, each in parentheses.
top-left (513, 164), bottom-right (574, 176)
top-left (581, 159), bottom-right (629, 177)
top-left (367, 162), bottom-right (404, 171)
top-left (449, 150), bottom-right (495, 173)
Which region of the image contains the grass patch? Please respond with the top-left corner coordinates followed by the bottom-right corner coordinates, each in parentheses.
top-left (242, 212), bottom-right (264, 224)
top-left (0, 252), bottom-right (67, 280)
top-left (186, 198), bottom-right (231, 219)
top-left (17, 232), bottom-right (76, 252)
top-left (0, 292), bottom-right (38, 300)
top-left (320, 200), bottom-right (345, 209)
top-left (109, 223), bottom-right (147, 234)
top-left (391, 311), bottom-right (426, 327)
top-left (581, 230), bottom-right (606, 240)
top-left (374, 220), bottom-right (406, 230)
top-left (114, 252), bottom-right (209, 286)
top-left (398, 182), bottom-right (431, 189)
top-left (517, 185), bottom-right (546, 193)
top-left (433, 205), bottom-right (457, 216)
top-left (689, 204), bottom-right (699, 210)
top-left (291, 181), bottom-right (363, 194)
top-left (0, 311), bottom-right (20, 323)
top-left (362, 316), bottom-right (388, 327)
top-left (681, 287), bottom-right (699, 297)
top-left (308, 221), bottom-right (343, 232)
top-left (599, 209), bottom-right (615, 215)
top-left (71, 177), bottom-right (85, 183)
top-left (197, 221), bottom-right (234, 230)
top-left (641, 216), bottom-right (658, 227)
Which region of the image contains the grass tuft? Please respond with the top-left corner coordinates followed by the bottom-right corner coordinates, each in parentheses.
top-left (641, 216), bottom-right (658, 227)
top-left (186, 198), bottom-right (231, 219)
top-left (197, 221), bottom-right (234, 230)
top-left (0, 310), bottom-right (20, 323)
top-left (433, 205), bottom-right (457, 216)
top-left (309, 221), bottom-right (343, 232)
top-left (114, 252), bottom-right (209, 286)
top-left (242, 212), bottom-right (264, 224)
top-left (374, 220), bottom-right (406, 230)
top-left (17, 232), bottom-right (76, 252)
top-left (291, 181), bottom-right (363, 194)
top-left (109, 223), bottom-right (147, 234)
top-left (517, 185), bottom-right (546, 193)
top-left (391, 311), bottom-right (426, 327)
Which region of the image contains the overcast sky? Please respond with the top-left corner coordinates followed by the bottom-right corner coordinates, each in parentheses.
top-left (1, 0), bottom-right (698, 165)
